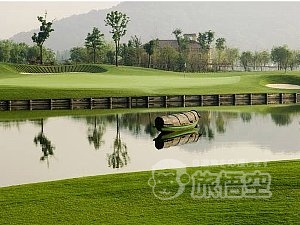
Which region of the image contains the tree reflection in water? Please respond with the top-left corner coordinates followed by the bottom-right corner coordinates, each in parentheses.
top-left (198, 111), bottom-right (214, 140)
top-left (87, 116), bottom-right (106, 150)
top-left (271, 113), bottom-right (292, 126)
top-left (33, 119), bottom-right (55, 167)
top-left (107, 115), bottom-right (130, 169)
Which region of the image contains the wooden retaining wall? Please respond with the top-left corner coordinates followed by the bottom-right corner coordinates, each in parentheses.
top-left (0, 93), bottom-right (299, 111)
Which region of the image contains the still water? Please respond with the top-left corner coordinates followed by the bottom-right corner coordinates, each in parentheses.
top-left (1, 110), bottom-right (300, 187)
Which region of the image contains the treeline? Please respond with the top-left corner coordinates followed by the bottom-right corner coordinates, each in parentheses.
top-left (2, 9), bottom-right (300, 72)
top-left (69, 37), bottom-right (300, 72)
top-left (0, 40), bottom-right (55, 64)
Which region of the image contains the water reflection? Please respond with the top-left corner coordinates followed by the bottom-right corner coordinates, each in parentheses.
top-left (154, 128), bottom-right (201, 150)
top-left (271, 114), bottom-right (292, 126)
top-left (87, 116), bottom-right (106, 150)
top-left (1, 109), bottom-right (300, 187)
top-left (33, 118), bottom-right (55, 167)
top-left (107, 114), bottom-right (130, 169)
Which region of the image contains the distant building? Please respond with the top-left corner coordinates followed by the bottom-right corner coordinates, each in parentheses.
top-left (157, 33), bottom-right (201, 52)
top-left (183, 33), bottom-right (197, 41)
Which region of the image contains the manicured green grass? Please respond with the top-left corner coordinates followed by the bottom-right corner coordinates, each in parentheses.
top-left (0, 63), bottom-right (300, 100)
top-left (1, 160), bottom-right (299, 224)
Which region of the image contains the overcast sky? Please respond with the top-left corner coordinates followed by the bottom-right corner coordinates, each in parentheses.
top-left (0, 1), bottom-right (120, 40)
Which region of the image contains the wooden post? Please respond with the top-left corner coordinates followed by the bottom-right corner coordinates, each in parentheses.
top-left (182, 95), bottom-right (185, 107)
top-left (70, 99), bottom-right (73, 110)
top-left (164, 96), bottom-right (168, 108)
top-left (50, 99), bottom-right (53, 110)
top-left (128, 97), bottom-right (131, 109)
top-left (249, 93), bottom-right (252, 105)
top-left (295, 93), bottom-right (298, 103)
top-left (7, 100), bottom-right (11, 111)
top-left (280, 93), bottom-right (283, 104)
top-left (200, 95), bottom-right (203, 106)
top-left (146, 96), bottom-right (149, 108)
top-left (90, 98), bottom-right (93, 110)
top-left (109, 97), bottom-right (113, 109)
top-left (266, 93), bottom-right (268, 105)
top-left (233, 94), bottom-right (236, 106)
top-left (29, 100), bottom-right (32, 110)
top-left (217, 94), bottom-right (220, 106)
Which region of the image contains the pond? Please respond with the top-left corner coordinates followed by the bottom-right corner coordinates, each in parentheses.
top-left (0, 109), bottom-right (300, 187)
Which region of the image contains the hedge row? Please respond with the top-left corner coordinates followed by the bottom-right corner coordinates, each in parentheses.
top-left (13, 64), bottom-right (106, 74)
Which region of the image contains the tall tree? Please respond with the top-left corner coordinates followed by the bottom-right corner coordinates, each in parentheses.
top-left (257, 50), bottom-right (270, 71)
top-left (85, 27), bottom-right (104, 64)
top-left (240, 51), bottom-right (253, 71)
top-left (144, 40), bottom-right (157, 68)
top-left (172, 28), bottom-right (188, 53)
top-left (224, 48), bottom-right (239, 71)
top-left (197, 30), bottom-right (215, 69)
top-left (31, 12), bottom-right (54, 64)
top-left (105, 11), bottom-right (130, 67)
top-left (130, 35), bottom-right (143, 66)
top-left (271, 45), bottom-right (291, 72)
top-left (287, 50), bottom-right (300, 71)
top-left (172, 28), bottom-right (188, 71)
top-left (215, 37), bottom-right (226, 71)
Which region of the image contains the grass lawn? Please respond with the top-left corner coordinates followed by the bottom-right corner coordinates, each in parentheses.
top-left (1, 64), bottom-right (299, 224)
top-left (0, 159), bottom-right (299, 224)
top-left (0, 63), bottom-right (300, 100)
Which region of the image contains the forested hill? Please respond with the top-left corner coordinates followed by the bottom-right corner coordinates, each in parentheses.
top-left (10, 1), bottom-right (300, 51)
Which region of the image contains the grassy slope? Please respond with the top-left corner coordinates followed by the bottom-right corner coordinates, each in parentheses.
top-left (0, 64), bottom-right (300, 100)
top-left (0, 160), bottom-right (299, 224)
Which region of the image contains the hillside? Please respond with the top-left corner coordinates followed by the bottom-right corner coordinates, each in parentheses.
top-left (10, 1), bottom-right (300, 51)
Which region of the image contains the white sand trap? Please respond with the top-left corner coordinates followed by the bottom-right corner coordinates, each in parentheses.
top-left (266, 83), bottom-right (300, 89)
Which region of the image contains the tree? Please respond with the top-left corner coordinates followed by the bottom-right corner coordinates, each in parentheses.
top-left (10, 42), bottom-right (29, 64)
top-left (159, 45), bottom-right (179, 71)
top-left (0, 40), bottom-right (12, 62)
top-left (252, 51), bottom-right (259, 70)
top-left (224, 48), bottom-right (239, 71)
top-left (172, 28), bottom-right (188, 71)
top-left (197, 30), bottom-right (215, 69)
top-left (70, 47), bottom-right (88, 63)
top-left (144, 40), bottom-right (157, 68)
top-left (197, 30), bottom-right (215, 51)
top-left (105, 11), bottom-right (130, 67)
top-left (271, 45), bottom-right (291, 72)
top-left (240, 51), bottom-right (253, 71)
top-left (288, 50), bottom-right (300, 71)
top-left (172, 28), bottom-right (188, 53)
top-left (130, 35), bottom-right (143, 66)
top-left (257, 50), bottom-right (270, 71)
top-left (31, 12), bottom-right (54, 64)
top-left (85, 27), bottom-right (104, 64)
top-left (215, 38), bottom-right (226, 71)
top-left (26, 46), bottom-right (40, 64)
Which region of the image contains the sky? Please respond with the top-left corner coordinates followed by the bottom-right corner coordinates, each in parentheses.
top-left (0, 1), bottom-right (120, 40)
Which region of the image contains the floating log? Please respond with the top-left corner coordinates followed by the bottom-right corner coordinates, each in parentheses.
top-left (154, 110), bottom-right (200, 132)
top-left (154, 129), bottom-right (201, 150)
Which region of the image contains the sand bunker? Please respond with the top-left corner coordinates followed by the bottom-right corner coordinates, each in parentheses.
top-left (266, 84), bottom-right (300, 89)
